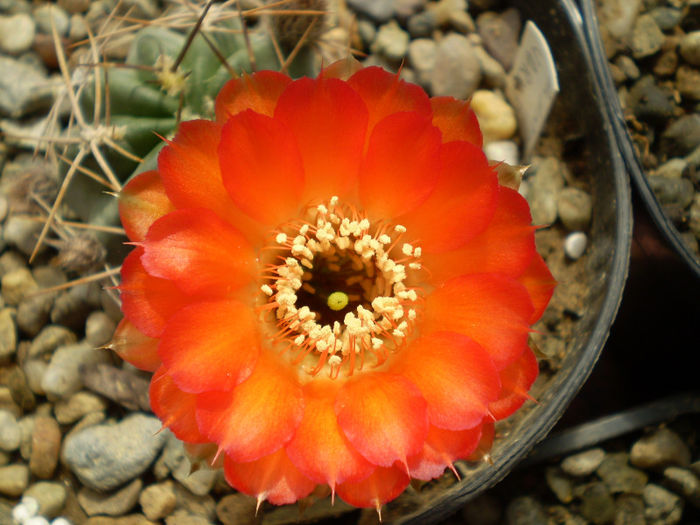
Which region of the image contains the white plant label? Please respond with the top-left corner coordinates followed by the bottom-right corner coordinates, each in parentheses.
top-left (506, 20), bottom-right (559, 161)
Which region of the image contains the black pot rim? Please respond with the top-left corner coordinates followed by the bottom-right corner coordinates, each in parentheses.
top-left (579, 0), bottom-right (700, 280)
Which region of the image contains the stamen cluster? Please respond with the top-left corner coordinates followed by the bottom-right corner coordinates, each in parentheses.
top-left (261, 198), bottom-right (423, 377)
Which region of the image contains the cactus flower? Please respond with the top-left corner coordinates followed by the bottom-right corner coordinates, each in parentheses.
top-left (113, 60), bottom-right (555, 511)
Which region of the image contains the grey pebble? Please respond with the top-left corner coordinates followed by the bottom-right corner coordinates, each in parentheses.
top-left (505, 496), bottom-right (548, 525)
top-left (597, 452), bottom-right (648, 495)
top-left (407, 11), bottom-right (437, 39)
top-left (140, 481), bottom-right (178, 521)
top-left (0, 464), bottom-right (29, 497)
top-left (643, 484), bottom-right (684, 524)
top-left (18, 415), bottom-right (35, 460)
top-left (649, 7), bottom-right (683, 32)
top-left (580, 482), bottom-right (616, 525)
top-left (628, 75), bottom-right (676, 124)
top-left (0, 410), bottom-right (21, 452)
top-left (0, 308), bottom-right (17, 363)
top-left (647, 175), bottom-right (694, 209)
top-left (631, 14), bottom-right (665, 59)
top-left (0, 251), bottom-right (26, 280)
top-left (561, 448), bottom-right (606, 477)
top-left (545, 467), bottom-right (573, 504)
top-left (655, 158), bottom-right (688, 179)
top-left (525, 157), bottom-right (565, 226)
top-left (24, 481), bottom-right (67, 518)
top-left (2, 215), bottom-right (44, 256)
top-left (345, 0), bottom-right (394, 22)
top-left (476, 8), bottom-right (520, 70)
top-left (0, 13), bottom-right (36, 55)
top-left (85, 311), bottom-right (117, 347)
top-left (0, 56), bottom-right (54, 120)
top-left (430, 33), bottom-right (481, 99)
top-left (371, 20), bottom-right (409, 62)
top-left (630, 427), bottom-right (691, 469)
top-left (662, 114), bottom-right (700, 157)
top-left (557, 188), bottom-right (593, 231)
top-left (41, 342), bottom-right (111, 400)
top-left (680, 31), bottom-right (700, 67)
top-left (83, 363), bottom-right (150, 411)
top-left (68, 13), bottom-right (88, 40)
top-left (77, 478), bottom-right (143, 516)
top-left (663, 466), bottom-right (700, 508)
top-left (474, 43), bottom-right (507, 88)
top-left (28, 324), bottom-right (77, 359)
top-left (34, 4), bottom-right (70, 36)
top-left (17, 292), bottom-right (56, 337)
top-left (174, 465), bottom-right (218, 497)
top-left (408, 38), bottom-right (437, 88)
top-left (62, 413), bottom-right (167, 491)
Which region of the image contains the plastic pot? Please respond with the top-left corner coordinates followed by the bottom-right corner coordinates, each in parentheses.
top-left (378, 0), bottom-right (633, 522)
top-left (579, 0), bottom-right (700, 279)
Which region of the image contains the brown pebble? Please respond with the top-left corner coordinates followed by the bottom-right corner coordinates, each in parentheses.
top-left (216, 493), bottom-right (259, 525)
top-left (7, 365), bottom-right (36, 411)
top-left (29, 415), bottom-right (61, 478)
top-left (84, 515), bottom-right (157, 525)
top-left (140, 481), bottom-right (177, 521)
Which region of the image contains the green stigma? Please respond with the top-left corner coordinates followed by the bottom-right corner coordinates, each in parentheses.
top-left (327, 291), bottom-right (349, 311)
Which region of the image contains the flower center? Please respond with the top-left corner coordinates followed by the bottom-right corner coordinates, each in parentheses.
top-left (260, 198), bottom-right (423, 378)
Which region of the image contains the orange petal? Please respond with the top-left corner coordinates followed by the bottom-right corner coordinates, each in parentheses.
top-left (118, 170), bottom-right (174, 242)
top-left (141, 208), bottom-right (257, 296)
top-left (424, 274), bottom-right (534, 370)
top-left (408, 424), bottom-right (482, 481)
top-left (119, 247), bottom-right (191, 337)
top-left (286, 380), bottom-right (374, 489)
top-left (224, 448), bottom-right (316, 505)
top-left (489, 346), bottom-right (538, 420)
top-left (150, 366), bottom-right (208, 443)
top-left (430, 96), bottom-right (483, 147)
top-left (336, 465), bottom-right (410, 509)
top-left (215, 70), bottom-right (291, 121)
top-left (423, 187), bottom-right (536, 283)
top-left (359, 112), bottom-right (441, 220)
top-left (158, 300), bottom-right (259, 393)
top-left (518, 253), bottom-right (556, 323)
top-left (219, 110), bottom-right (304, 225)
top-left (157, 120), bottom-right (265, 243)
top-left (335, 372), bottom-right (428, 468)
top-left (196, 354), bottom-right (303, 462)
top-left (394, 332), bottom-right (501, 431)
top-left (399, 141), bottom-right (498, 253)
top-left (274, 76), bottom-right (368, 203)
top-left (466, 420), bottom-right (495, 461)
top-left (110, 318), bottom-right (160, 371)
top-left (348, 66), bottom-right (431, 136)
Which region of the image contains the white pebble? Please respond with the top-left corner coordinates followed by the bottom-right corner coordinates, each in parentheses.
top-left (25, 517), bottom-right (50, 525)
top-left (12, 503), bottom-right (35, 523)
top-left (564, 232), bottom-right (587, 260)
top-left (484, 140), bottom-right (520, 166)
top-left (52, 518), bottom-right (73, 525)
